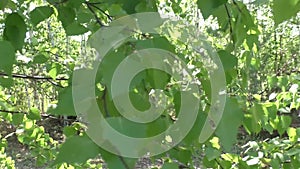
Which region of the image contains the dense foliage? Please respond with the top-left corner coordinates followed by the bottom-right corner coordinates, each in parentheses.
top-left (0, 0), bottom-right (299, 168)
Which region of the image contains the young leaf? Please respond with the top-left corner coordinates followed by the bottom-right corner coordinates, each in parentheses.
top-left (29, 6), bottom-right (54, 26)
top-left (3, 13), bottom-right (26, 50)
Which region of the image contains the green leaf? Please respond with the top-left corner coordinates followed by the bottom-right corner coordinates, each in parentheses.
top-left (27, 107), bottom-right (41, 120)
top-left (286, 147), bottom-right (300, 156)
top-left (183, 110), bottom-right (206, 145)
top-left (57, 6), bottom-right (75, 28)
top-left (48, 63), bottom-right (61, 80)
top-left (33, 54), bottom-right (49, 64)
top-left (218, 50), bottom-right (238, 71)
top-left (117, 0), bottom-right (141, 14)
top-left (0, 77), bottom-right (13, 88)
top-left (65, 22), bottom-right (89, 36)
top-left (54, 135), bottom-right (100, 165)
top-left (136, 36), bottom-right (176, 53)
top-left (0, 0), bottom-right (8, 10)
top-left (218, 50), bottom-right (238, 84)
top-left (108, 4), bottom-right (127, 17)
top-left (65, 0), bottom-right (85, 9)
top-left (97, 49), bottom-right (127, 97)
top-left (146, 69), bottom-right (170, 89)
top-left (12, 113), bottom-right (24, 126)
top-left (129, 91), bottom-right (150, 111)
top-left (161, 162), bottom-right (179, 169)
top-left (272, 0), bottom-right (300, 25)
top-left (50, 86), bottom-right (76, 116)
top-left (106, 117), bottom-right (147, 138)
top-left (99, 148), bottom-right (137, 169)
top-left (277, 116), bottom-right (292, 135)
top-left (243, 103), bottom-right (264, 134)
top-left (169, 148), bottom-right (192, 164)
top-left (63, 126), bottom-right (77, 138)
top-left (215, 97), bottom-right (243, 151)
top-left (135, 1), bottom-right (157, 12)
top-left (77, 12), bottom-right (94, 23)
top-left (0, 41), bottom-right (15, 74)
top-left (3, 13), bottom-right (26, 50)
top-left (146, 117), bottom-right (171, 137)
top-left (29, 6), bottom-right (54, 26)
top-left (197, 0), bottom-right (228, 19)
top-left (205, 146), bottom-right (221, 161)
top-left (203, 156), bottom-right (218, 167)
top-left (287, 127), bottom-right (298, 142)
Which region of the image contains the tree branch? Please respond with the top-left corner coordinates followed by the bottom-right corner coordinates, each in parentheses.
top-left (0, 109), bottom-right (27, 114)
top-left (0, 72), bottom-right (68, 81)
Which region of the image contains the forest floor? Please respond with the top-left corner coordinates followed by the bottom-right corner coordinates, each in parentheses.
top-left (1, 114), bottom-right (299, 169)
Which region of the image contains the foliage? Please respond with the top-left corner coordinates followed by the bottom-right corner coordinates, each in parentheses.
top-left (0, 0), bottom-right (299, 168)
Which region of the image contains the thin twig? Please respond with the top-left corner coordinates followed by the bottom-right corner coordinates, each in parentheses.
top-left (46, 79), bottom-right (65, 88)
top-left (0, 109), bottom-right (27, 114)
top-left (0, 72), bottom-right (68, 81)
top-left (86, 2), bottom-right (113, 21)
top-left (224, 4), bottom-right (235, 44)
top-left (85, 2), bottom-right (105, 27)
